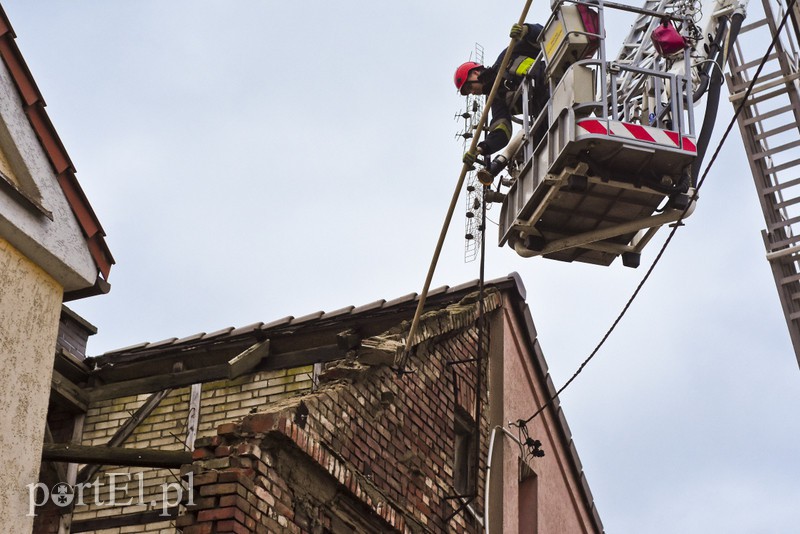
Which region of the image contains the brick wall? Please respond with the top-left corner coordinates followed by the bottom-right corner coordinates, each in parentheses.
top-left (181, 293), bottom-right (498, 533)
top-left (56, 307), bottom-right (97, 360)
top-left (65, 366), bottom-right (314, 533)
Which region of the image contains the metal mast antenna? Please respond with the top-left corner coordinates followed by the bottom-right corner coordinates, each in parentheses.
top-left (458, 43), bottom-right (486, 263)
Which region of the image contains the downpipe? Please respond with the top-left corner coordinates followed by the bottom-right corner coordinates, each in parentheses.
top-left (484, 425), bottom-right (523, 534)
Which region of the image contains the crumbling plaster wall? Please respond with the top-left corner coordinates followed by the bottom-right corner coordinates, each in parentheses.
top-left (0, 237), bottom-right (63, 532)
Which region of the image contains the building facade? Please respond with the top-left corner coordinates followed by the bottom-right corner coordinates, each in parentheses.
top-left (38, 274), bottom-right (602, 533)
top-left (0, 5), bottom-right (112, 531)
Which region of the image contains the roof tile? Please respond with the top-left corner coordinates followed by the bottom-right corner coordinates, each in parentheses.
top-left (260, 316), bottom-right (293, 330)
top-left (351, 299), bottom-right (386, 315)
top-left (383, 293), bottom-right (417, 308)
top-left (174, 332), bottom-right (206, 345)
top-left (445, 279), bottom-right (480, 294)
top-left (320, 305), bottom-right (355, 319)
top-left (291, 311), bottom-right (325, 325)
top-left (202, 327), bottom-right (235, 340)
top-left (426, 285), bottom-right (450, 298)
top-left (229, 322), bottom-right (264, 337)
top-left (103, 342), bottom-right (149, 355)
top-left (144, 337), bottom-right (178, 349)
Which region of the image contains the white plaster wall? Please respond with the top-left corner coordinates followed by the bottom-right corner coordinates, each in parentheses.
top-left (0, 57), bottom-right (96, 292)
top-left (0, 238), bottom-right (63, 532)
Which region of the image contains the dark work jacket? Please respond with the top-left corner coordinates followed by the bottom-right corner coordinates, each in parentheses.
top-left (477, 23), bottom-right (546, 155)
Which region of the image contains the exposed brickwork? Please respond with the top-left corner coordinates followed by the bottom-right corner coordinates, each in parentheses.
top-left (56, 305), bottom-right (97, 359)
top-left (182, 292), bottom-right (499, 533)
top-left (42, 286), bottom-right (601, 533)
top-left (66, 367), bottom-right (314, 532)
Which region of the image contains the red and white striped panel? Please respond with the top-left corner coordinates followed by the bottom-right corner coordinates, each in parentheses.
top-left (577, 119), bottom-right (697, 153)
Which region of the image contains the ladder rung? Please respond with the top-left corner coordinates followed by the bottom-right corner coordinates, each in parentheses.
top-left (766, 157), bottom-right (800, 175)
top-left (771, 232), bottom-right (800, 250)
top-left (755, 122), bottom-right (799, 142)
top-left (788, 310), bottom-right (800, 321)
top-left (738, 85), bottom-right (794, 107)
top-left (764, 175), bottom-right (800, 195)
top-left (752, 138), bottom-right (800, 160)
top-left (767, 244), bottom-right (800, 261)
top-left (780, 272), bottom-right (800, 285)
top-left (742, 104), bottom-right (796, 126)
top-left (738, 17), bottom-right (770, 34)
top-left (732, 52), bottom-right (779, 74)
top-left (768, 213), bottom-right (800, 232)
top-left (729, 72), bottom-right (800, 102)
top-left (775, 194), bottom-right (800, 210)
top-left (730, 68), bottom-right (789, 92)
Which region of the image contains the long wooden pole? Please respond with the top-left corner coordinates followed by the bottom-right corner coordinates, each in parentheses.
top-left (43, 443), bottom-right (192, 469)
top-left (401, 1), bottom-right (537, 360)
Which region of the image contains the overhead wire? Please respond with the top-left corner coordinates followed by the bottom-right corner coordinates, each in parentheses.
top-left (513, 0), bottom-right (795, 429)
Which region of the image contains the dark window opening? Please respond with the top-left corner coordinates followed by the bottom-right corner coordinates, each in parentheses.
top-left (518, 460), bottom-right (538, 534)
top-left (453, 407), bottom-right (476, 496)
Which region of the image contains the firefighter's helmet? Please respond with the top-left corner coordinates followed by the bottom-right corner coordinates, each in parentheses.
top-left (454, 61), bottom-right (483, 95)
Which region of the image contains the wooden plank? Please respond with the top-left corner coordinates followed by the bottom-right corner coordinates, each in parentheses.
top-left (51, 369), bottom-right (89, 412)
top-left (257, 345), bottom-right (344, 372)
top-left (228, 340), bottom-right (270, 378)
top-left (71, 507), bottom-right (179, 532)
top-left (88, 345), bottom-right (343, 401)
top-left (88, 365), bottom-right (228, 402)
top-left (78, 389), bottom-right (172, 484)
top-left (337, 329), bottom-right (362, 350)
top-left (43, 443), bottom-right (191, 468)
top-left (185, 383), bottom-right (202, 451)
top-left (43, 424), bottom-right (67, 483)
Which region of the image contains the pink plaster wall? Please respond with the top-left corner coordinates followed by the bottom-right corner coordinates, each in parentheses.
top-left (494, 295), bottom-right (598, 534)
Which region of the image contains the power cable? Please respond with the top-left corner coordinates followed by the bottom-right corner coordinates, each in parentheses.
top-left (513, 0), bottom-right (794, 429)
top-left (443, 185), bottom-right (490, 524)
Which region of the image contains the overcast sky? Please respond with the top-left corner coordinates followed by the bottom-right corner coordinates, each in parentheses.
top-left (4, 1), bottom-right (798, 532)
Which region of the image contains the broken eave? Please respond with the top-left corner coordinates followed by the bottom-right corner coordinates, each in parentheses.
top-left (81, 275), bottom-right (526, 401)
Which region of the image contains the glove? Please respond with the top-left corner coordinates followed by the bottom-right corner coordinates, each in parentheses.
top-left (510, 23), bottom-right (528, 40)
top-left (463, 148), bottom-right (482, 167)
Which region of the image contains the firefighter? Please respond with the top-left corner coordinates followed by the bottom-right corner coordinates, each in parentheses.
top-left (455, 23), bottom-right (546, 167)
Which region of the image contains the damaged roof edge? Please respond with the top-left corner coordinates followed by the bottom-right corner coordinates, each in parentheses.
top-left (0, 5), bottom-right (114, 282)
top-left (94, 273), bottom-right (527, 361)
top-left (84, 272), bottom-right (601, 532)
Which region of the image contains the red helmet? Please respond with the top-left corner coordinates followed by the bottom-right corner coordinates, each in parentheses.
top-left (454, 61), bottom-right (482, 95)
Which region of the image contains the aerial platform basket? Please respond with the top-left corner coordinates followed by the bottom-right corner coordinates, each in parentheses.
top-left (496, 0), bottom-right (699, 267)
